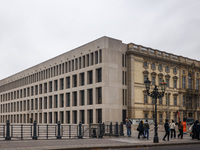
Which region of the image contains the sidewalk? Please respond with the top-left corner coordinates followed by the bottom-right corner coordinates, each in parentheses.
top-left (0, 131), bottom-right (200, 150)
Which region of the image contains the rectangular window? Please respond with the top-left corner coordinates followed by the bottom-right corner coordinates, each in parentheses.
top-left (96, 87), bottom-right (102, 104)
top-left (54, 80), bottom-right (58, 91)
top-left (66, 77), bottom-right (70, 89)
top-left (122, 54), bottom-right (124, 67)
top-left (166, 94), bottom-right (170, 105)
top-left (79, 73), bottom-right (85, 86)
top-left (79, 57), bottom-right (82, 69)
top-left (44, 83), bottom-right (47, 93)
top-left (73, 75), bottom-right (77, 87)
top-left (90, 53), bottom-right (93, 65)
top-left (95, 51), bottom-right (98, 64)
top-left (80, 110), bottom-right (85, 124)
top-left (99, 49), bottom-right (102, 63)
top-left (72, 110), bottom-right (77, 124)
top-left (44, 97), bottom-right (47, 109)
top-left (49, 81), bottom-right (52, 92)
top-left (49, 96), bottom-right (52, 109)
top-left (39, 98), bottom-right (42, 109)
top-left (72, 92), bottom-right (77, 106)
top-left (87, 89), bottom-right (93, 105)
top-left (75, 58), bottom-right (78, 70)
top-left (87, 54), bottom-right (90, 67)
top-left (144, 75), bottom-right (148, 82)
top-left (72, 60), bottom-right (74, 71)
top-left (96, 68), bottom-right (102, 83)
top-left (80, 90), bottom-right (85, 106)
top-left (88, 70), bottom-right (93, 84)
top-left (54, 95), bottom-right (58, 108)
top-left (60, 94), bottom-right (64, 107)
top-left (60, 78), bottom-right (64, 90)
top-left (35, 98), bottom-right (38, 110)
top-left (66, 93), bottom-right (70, 107)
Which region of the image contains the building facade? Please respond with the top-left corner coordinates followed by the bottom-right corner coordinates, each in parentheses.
top-left (0, 36), bottom-right (200, 124)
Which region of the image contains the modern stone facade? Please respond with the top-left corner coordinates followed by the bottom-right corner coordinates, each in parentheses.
top-left (0, 36), bottom-right (200, 124)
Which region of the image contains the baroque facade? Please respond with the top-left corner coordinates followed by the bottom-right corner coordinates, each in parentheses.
top-left (0, 36), bottom-right (200, 124)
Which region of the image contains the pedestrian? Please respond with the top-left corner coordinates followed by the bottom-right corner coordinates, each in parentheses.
top-left (192, 120), bottom-right (198, 139)
top-left (196, 121), bottom-right (200, 140)
top-left (163, 119), bottom-right (170, 141)
top-left (169, 120), bottom-right (176, 138)
top-left (178, 121), bottom-right (183, 139)
top-left (126, 118), bottom-right (132, 137)
top-left (143, 119), bottom-right (150, 140)
top-left (137, 120), bottom-right (145, 139)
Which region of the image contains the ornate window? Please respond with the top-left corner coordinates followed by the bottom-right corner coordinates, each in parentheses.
top-left (165, 66), bottom-right (170, 73)
top-left (143, 71), bottom-right (149, 82)
top-left (182, 76), bottom-right (186, 89)
top-left (173, 76), bottom-right (178, 89)
top-left (183, 70), bottom-right (185, 74)
top-left (143, 61), bottom-right (148, 69)
top-left (196, 79), bottom-right (199, 90)
top-left (188, 73), bottom-right (192, 89)
top-left (173, 68), bottom-right (177, 74)
top-left (151, 63), bottom-right (156, 70)
top-left (158, 64), bottom-right (163, 71)
top-left (174, 95), bottom-right (177, 106)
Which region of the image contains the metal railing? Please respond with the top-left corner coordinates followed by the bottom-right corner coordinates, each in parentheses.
top-left (0, 120), bottom-right (124, 140)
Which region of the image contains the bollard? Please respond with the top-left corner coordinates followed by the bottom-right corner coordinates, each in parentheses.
top-left (98, 122), bottom-right (103, 138)
top-left (115, 122), bottom-right (119, 137)
top-left (110, 122), bottom-right (113, 136)
top-left (102, 122), bottom-right (105, 135)
top-left (78, 122), bottom-right (83, 138)
top-left (32, 120), bottom-right (38, 140)
top-left (56, 121), bottom-right (62, 139)
top-left (5, 120), bottom-right (11, 140)
top-left (120, 122), bottom-right (124, 136)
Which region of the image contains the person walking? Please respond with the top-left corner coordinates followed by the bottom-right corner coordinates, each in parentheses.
top-left (126, 118), bottom-right (132, 137)
top-left (192, 120), bottom-right (198, 139)
top-left (178, 121), bottom-right (183, 139)
top-left (137, 120), bottom-right (145, 139)
top-left (196, 121), bottom-right (200, 140)
top-left (143, 119), bottom-right (150, 140)
top-left (163, 119), bottom-right (170, 141)
top-left (169, 120), bottom-right (176, 138)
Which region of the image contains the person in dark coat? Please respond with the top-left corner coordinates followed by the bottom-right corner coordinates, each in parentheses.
top-left (196, 121), bottom-right (200, 140)
top-left (137, 121), bottom-right (145, 139)
top-left (163, 119), bottom-right (170, 141)
top-left (192, 120), bottom-right (198, 139)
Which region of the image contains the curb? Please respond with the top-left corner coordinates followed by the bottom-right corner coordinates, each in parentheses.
top-left (50, 141), bottom-right (200, 150)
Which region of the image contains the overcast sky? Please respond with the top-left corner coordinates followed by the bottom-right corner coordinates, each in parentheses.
top-left (0, 0), bottom-right (200, 80)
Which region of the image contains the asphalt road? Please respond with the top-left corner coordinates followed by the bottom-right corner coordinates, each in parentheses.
top-left (109, 144), bottom-right (200, 150)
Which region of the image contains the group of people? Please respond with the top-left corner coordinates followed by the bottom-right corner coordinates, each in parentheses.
top-left (125, 118), bottom-right (195, 141)
top-left (126, 118), bottom-right (150, 140)
top-left (190, 120), bottom-right (200, 140)
top-left (162, 119), bottom-right (183, 141)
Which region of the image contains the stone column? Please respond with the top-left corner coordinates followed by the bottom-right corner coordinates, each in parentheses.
top-left (127, 53), bottom-right (135, 119)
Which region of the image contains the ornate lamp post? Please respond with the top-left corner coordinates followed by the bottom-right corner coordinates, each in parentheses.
top-left (144, 78), bottom-right (166, 143)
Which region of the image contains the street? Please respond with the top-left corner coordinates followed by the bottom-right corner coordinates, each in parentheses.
top-left (109, 144), bottom-right (200, 150)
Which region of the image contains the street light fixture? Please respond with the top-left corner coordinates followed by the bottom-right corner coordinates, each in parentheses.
top-left (144, 78), bottom-right (166, 143)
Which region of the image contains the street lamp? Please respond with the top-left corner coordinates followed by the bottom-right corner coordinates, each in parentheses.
top-left (144, 78), bottom-right (166, 143)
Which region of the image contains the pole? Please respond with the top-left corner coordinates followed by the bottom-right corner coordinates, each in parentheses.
top-left (154, 95), bottom-right (159, 143)
top-left (167, 92), bottom-right (169, 120)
